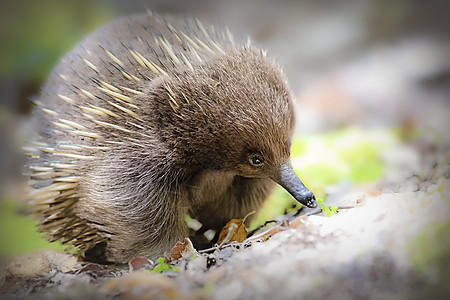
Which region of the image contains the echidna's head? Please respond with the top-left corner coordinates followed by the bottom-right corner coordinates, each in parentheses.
top-left (146, 46), bottom-right (316, 208)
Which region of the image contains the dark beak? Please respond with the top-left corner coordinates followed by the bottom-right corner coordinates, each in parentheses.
top-left (270, 163), bottom-right (317, 208)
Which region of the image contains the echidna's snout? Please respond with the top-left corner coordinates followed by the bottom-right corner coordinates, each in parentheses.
top-left (270, 163), bottom-right (317, 208)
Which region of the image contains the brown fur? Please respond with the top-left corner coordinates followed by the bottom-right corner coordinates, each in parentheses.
top-left (25, 13), bottom-right (311, 263)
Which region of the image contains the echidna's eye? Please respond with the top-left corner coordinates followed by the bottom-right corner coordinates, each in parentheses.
top-left (248, 154), bottom-right (264, 167)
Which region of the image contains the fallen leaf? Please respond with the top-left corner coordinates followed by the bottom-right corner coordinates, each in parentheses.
top-left (169, 237), bottom-right (197, 260)
top-left (128, 257), bottom-right (153, 272)
top-left (217, 219), bottom-right (247, 245)
top-left (217, 212), bottom-right (257, 245)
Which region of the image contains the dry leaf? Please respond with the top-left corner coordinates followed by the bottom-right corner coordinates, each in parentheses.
top-left (217, 219), bottom-right (247, 245)
top-left (128, 257), bottom-right (153, 272)
top-left (217, 212), bottom-right (256, 245)
top-left (169, 237), bottom-right (197, 260)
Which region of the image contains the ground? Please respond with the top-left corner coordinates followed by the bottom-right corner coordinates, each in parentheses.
top-left (0, 1), bottom-right (449, 299)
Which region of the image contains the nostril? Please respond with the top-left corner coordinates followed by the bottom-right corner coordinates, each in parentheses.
top-left (305, 192), bottom-right (317, 208)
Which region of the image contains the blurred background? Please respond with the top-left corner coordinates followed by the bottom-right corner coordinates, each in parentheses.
top-left (0, 0), bottom-right (449, 256)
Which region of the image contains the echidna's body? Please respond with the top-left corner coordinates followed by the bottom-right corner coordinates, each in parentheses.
top-left (25, 13), bottom-right (316, 263)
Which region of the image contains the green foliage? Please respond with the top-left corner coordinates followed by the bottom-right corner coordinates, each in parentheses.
top-left (251, 127), bottom-right (393, 228)
top-left (291, 127), bottom-right (387, 194)
top-left (152, 257), bottom-right (179, 273)
top-left (0, 200), bottom-right (65, 256)
top-left (316, 198), bottom-right (338, 217)
top-left (152, 257), bottom-right (171, 273)
top-left (0, 0), bottom-right (116, 80)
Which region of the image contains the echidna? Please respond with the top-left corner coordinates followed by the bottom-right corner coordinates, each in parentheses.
top-left (24, 12), bottom-right (317, 263)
